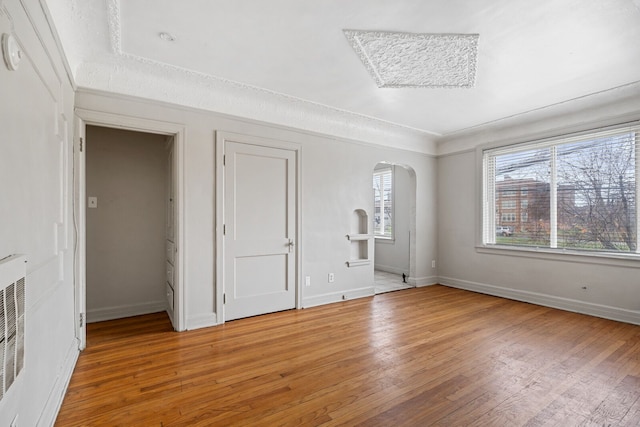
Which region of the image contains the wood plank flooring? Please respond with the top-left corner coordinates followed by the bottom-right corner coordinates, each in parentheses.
top-left (55, 285), bottom-right (640, 426)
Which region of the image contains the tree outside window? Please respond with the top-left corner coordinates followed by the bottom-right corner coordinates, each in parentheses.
top-left (484, 126), bottom-right (638, 253)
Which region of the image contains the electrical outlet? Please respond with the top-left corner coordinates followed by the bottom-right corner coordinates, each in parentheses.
top-left (88, 196), bottom-right (98, 208)
top-left (328, 273), bottom-right (335, 283)
top-left (305, 276), bottom-right (311, 287)
top-left (432, 260), bottom-right (436, 268)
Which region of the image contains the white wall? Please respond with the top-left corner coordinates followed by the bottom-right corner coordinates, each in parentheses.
top-left (85, 126), bottom-right (167, 322)
top-left (374, 164), bottom-right (412, 276)
top-left (75, 90), bottom-right (439, 327)
top-left (437, 113), bottom-right (640, 325)
top-left (0, 0), bottom-right (77, 425)
top-left (4, 2), bottom-right (638, 425)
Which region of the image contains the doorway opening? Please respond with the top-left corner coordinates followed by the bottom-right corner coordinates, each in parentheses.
top-left (74, 111), bottom-right (185, 350)
top-left (372, 162), bottom-right (417, 294)
top-left (85, 126), bottom-right (173, 325)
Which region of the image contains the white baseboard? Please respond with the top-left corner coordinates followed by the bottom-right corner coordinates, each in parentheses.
top-left (409, 275), bottom-right (438, 287)
top-left (87, 301), bottom-right (166, 323)
top-left (374, 264), bottom-right (408, 276)
top-left (374, 267), bottom-right (437, 288)
top-left (439, 276), bottom-right (640, 326)
top-left (186, 313), bottom-right (219, 330)
top-left (38, 338), bottom-right (79, 427)
top-left (302, 286), bottom-right (375, 308)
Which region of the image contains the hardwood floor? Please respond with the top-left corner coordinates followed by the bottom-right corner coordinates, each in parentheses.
top-left (56, 286), bottom-right (640, 426)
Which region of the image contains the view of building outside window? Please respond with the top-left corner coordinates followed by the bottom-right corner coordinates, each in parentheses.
top-left (490, 131), bottom-right (637, 252)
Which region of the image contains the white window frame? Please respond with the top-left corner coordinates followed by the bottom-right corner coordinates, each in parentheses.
top-left (373, 166), bottom-right (394, 240)
top-left (480, 121), bottom-right (640, 261)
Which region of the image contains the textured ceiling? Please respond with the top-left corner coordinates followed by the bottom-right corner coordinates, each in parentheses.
top-left (45, 0), bottom-right (640, 150)
top-left (343, 30), bottom-right (479, 88)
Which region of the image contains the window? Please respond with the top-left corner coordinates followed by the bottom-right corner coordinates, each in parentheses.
top-left (501, 213), bottom-right (516, 222)
top-left (502, 200), bottom-right (516, 209)
top-left (483, 124), bottom-right (639, 254)
top-left (373, 167), bottom-right (393, 238)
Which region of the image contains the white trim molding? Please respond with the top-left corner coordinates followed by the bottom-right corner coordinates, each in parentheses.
top-left (408, 275), bottom-right (438, 287)
top-left (302, 287), bottom-right (375, 309)
top-left (87, 301), bottom-right (167, 323)
top-left (374, 264), bottom-right (407, 276)
top-left (74, 108), bottom-right (187, 332)
top-left (439, 276), bottom-right (640, 326)
top-left (38, 339), bottom-right (79, 426)
top-left (74, 54), bottom-right (438, 155)
top-left (186, 313), bottom-right (219, 331)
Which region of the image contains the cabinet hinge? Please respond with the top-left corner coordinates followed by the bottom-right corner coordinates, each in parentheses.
top-left (223, 224), bottom-right (226, 235)
top-left (79, 313), bottom-right (85, 328)
top-left (223, 155), bottom-right (226, 166)
top-left (79, 137), bottom-right (84, 152)
top-left (223, 293), bottom-right (226, 304)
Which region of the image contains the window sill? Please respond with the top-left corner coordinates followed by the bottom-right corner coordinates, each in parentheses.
top-left (476, 244), bottom-right (640, 269)
top-left (374, 236), bottom-right (395, 244)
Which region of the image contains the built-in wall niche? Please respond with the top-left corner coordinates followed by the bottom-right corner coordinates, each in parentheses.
top-left (346, 209), bottom-right (372, 267)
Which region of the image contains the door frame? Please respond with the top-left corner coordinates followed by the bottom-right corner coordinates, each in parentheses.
top-left (74, 109), bottom-right (187, 348)
top-left (215, 131), bottom-right (302, 323)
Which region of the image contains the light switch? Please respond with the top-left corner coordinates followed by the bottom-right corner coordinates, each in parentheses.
top-left (88, 196), bottom-right (98, 208)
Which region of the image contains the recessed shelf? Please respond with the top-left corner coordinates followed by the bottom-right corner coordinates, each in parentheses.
top-left (346, 234), bottom-right (372, 241)
top-left (346, 259), bottom-right (371, 267)
top-left (347, 209), bottom-right (372, 268)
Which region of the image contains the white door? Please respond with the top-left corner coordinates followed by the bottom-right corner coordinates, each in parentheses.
top-left (224, 140), bottom-right (297, 321)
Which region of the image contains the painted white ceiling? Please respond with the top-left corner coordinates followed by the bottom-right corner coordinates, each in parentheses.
top-left (47, 0), bottom-right (640, 150)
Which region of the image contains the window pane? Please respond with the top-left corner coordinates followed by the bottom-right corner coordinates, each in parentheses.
top-left (373, 174), bottom-right (382, 235)
top-left (373, 169), bottom-right (393, 237)
top-left (485, 126), bottom-right (639, 254)
top-left (495, 148), bottom-right (551, 246)
top-left (556, 133), bottom-right (636, 252)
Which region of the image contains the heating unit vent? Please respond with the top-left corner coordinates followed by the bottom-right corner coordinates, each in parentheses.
top-left (0, 254), bottom-right (26, 401)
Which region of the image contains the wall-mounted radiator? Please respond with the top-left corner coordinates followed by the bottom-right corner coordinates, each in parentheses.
top-left (0, 254), bottom-right (26, 401)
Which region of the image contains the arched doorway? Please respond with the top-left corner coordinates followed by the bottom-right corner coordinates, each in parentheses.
top-left (372, 162), bottom-right (417, 294)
